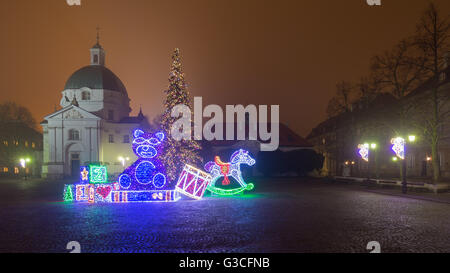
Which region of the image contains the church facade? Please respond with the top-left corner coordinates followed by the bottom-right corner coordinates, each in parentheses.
top-left (41, 41), bottom-right (148, 179)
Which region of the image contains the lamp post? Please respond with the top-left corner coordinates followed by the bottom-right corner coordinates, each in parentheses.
top-left (368, 143), bottom-right (377, 181)
top-left (358, 143), bottom-right (377, 181)
top-left (118, 156), bottom-right (130, 167)
top-left (19, 158), bottom-right (31, 180)
top-left (391, 135), bottom-right (415, 194)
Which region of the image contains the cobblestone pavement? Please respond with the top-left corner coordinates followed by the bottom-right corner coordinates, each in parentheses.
top-left (0, 178), bottom-right (449, 253)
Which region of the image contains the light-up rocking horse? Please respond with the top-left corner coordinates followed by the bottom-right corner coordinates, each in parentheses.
top-left (204, 149), bottom-right (255, 196)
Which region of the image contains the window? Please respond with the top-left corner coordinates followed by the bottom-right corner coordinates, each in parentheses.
top-left (69, 129), bottom-right (80, 141)
top-left (25, 141), bottom-right (29, 147)
top-left (3, 140), bottom-right (7, 146)
top-left (32, 142), bottom-right (35, 149)
top-left (14, 167), bottom-right (19, 174)
top-left (94, 54), bottom-right (98, 64)
top-left (82, 91), bottom-right (91, 100)
top-left (123, 135), bottom-right (130, 143)
top-left (109, 134), bottom-right (114, 143)
top-left (3, 167), bottom-right (8, 172)
top-left (108, 110), bottom-right (114, 121)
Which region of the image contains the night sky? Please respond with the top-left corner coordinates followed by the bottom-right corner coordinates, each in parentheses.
top-left (1, 0), bottom-right (449, 136)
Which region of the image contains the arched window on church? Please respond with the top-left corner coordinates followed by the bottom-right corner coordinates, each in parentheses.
top-left (93, 54), bottom-right (99, 64)
top-left (69, 129), bottom-right (80, 141)
top-left (82, 91), bottom-right (91, 100)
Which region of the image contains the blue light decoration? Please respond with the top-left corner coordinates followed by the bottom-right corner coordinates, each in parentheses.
top-left (79, 166), bottom-right (89, 183)
top-left (63, 129), bottom-right (180, 203)
top-left (204, 149), bottom-right (255, 196)
top-left (114, 129), bottom-right (179, 202)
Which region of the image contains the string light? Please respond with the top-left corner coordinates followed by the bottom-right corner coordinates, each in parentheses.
top-left (160, 48), bottom-right (202, 183)
top-left (113, 129), bottom-right (178, 202)
top-left (111, 190), bottom-right (180, 202)
top-left (80, 166), bottom-right (89, 183)
top-left (118, 129), bottom-right (168, 190)
top-left (391, 137), bottom-right (405, 160)
top-left (176, 164), bottom-right (212, 200)
top-left (358, 144), bottom-right (369, 162)
top-left (63, 129), bottom-right (179, 203)
top-left (89, 165), bottom-right (108, 183)
top-left (63, 185), bottom-right (74, 201)
top-left (204, 149), bottom-right (255, 196)
top-left (76, 184), bottom-right (90, 201)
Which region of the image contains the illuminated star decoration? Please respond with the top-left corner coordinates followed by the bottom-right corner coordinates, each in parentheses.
top-left (204, 149), bottom-right (255, 196)
top-left (80, 167), bottom-right (89, 182)
top-left (357, 144), bottom-right (369, 162)
top-left (391, 137), bottom-right (405, 160)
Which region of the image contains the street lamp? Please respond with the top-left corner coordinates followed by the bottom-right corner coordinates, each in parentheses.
top-left (118, 156), bottom-right (130, 167)
top-left (19, 158), bottom-right (30, 168)
top-left (19, 158), bottom-right (31, 180)
top-left (391, 135), bottom-right (416, 194)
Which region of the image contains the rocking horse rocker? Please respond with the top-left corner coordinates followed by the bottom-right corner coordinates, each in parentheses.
top-left (204, 149), bottom-right (256, 196)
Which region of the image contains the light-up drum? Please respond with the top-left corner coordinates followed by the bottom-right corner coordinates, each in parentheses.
top-left (176, 164), bottom-right (212, 200)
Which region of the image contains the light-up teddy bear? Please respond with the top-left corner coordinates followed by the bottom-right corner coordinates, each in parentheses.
top-left (118, 129), bottom-right (168, 191)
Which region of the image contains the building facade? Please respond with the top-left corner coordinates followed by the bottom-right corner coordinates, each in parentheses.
top-left (0, 122), bottom-right (43, 178)
top-left (307, 65), bottom-right (450, 180)
top-left (41, 41), bottom-right (149, 179)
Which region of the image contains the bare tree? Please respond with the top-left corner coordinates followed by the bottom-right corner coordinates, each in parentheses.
top-left (371, 39), bottom-right (427, 101)
top-left (0, 101), bottom-right (36, 129)
top-left (357, 76), bottom-right (381, 109)
top-left (370, 38), bottom-right (428, 181)
top-left (326, 81), bottom-right (355, 117)
top-left (411, 2), bottom-right (450, 182)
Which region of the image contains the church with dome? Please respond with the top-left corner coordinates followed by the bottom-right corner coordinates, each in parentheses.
top-left (41, 39), bottom-right (149, 179)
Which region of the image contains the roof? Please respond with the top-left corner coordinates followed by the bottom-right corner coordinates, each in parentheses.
top-left (307, 92), bottom-right (398, 139)
top-left (119, 109), bottom-right (146, 124)
top-left (119, 116), bottom-right (146, 124)
top-left (64, 65), bottom-right (128, 95)
top-left (43, 104), bottom-right (101, 121)
top-left (92, 43), bottom-right (103, 49)
top-left (203, 122), bottom-right (312, 148)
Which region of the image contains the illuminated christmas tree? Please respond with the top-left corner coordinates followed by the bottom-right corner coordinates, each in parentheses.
top-left (160, 48), bottom-right (202, 182)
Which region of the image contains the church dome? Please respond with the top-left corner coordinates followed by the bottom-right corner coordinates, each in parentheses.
top-left (64, 65), bottom-right (128, 95)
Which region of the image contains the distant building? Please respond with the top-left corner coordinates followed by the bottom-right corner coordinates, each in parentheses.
top-left (307, 63), bottom-right (450, 179)
top-left (0, 122), bottom-right (43, 178)
top-left (403, 62), bottom-right (450, 178)
top-left (202, 122), bottom-right (313, 176)
top-left (41, 40), bottom-right (149, 179)
top-left (307, 93), bottom-right (398, 177)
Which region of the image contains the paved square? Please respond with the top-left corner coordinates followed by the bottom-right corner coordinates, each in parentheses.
top-left (0, 178), bottom-right (449, 252)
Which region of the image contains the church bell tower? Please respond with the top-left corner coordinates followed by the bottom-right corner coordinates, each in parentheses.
top-left (90, 27), bottom-right (105, 66)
